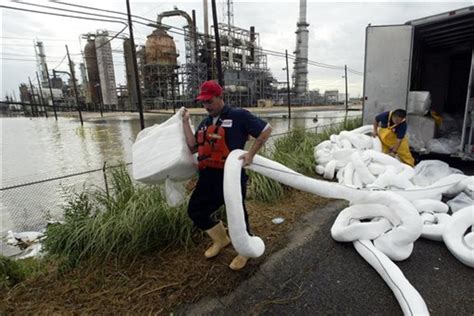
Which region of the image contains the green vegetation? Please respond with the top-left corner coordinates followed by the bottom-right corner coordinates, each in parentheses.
top-left (43, 166), bottom-right (196, 267)
top-left (247, 170), bottom-right (284, 203)
top-left (0, 255), bottom-right (46, 289)
top-left (271, 128), bottom-right (322, 175)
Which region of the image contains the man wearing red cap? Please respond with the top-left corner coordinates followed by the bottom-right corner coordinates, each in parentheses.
top-left (182, 80), bottom-right (272, 270)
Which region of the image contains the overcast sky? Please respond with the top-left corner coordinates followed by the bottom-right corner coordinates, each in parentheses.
top-left (0, 0), bottom-right (471, 100)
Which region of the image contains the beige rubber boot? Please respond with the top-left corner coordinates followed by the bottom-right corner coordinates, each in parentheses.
top-left (204, 221), bottom-right (230, 258)
top-left (229, 255), bottom-right (249, 270)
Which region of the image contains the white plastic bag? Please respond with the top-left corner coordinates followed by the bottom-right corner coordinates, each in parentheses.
top-left (412, 160), bottom-right (451, 187)
top-left (407, 131), bottom-right (426, 152)
top-left (447, 192), bottom-right (473, 213)
top-left (426, 138), bottom-right (460, 154)
top-left (407, 91), bottom-right (431, 115)
top-left (164, 177), bottom-right (187, 207)
top-left (132, 108), bottom-right (198, 184)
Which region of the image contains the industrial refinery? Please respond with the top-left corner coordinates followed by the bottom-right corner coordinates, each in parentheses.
top-left (5, 0), bottom-right (333, 116)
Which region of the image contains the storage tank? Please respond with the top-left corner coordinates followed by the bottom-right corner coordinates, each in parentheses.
top-left (144, 28), bottom-right (178, 65)
top-left (84, 38), bottom-right (100, 104)
top-left (95, 31), bottom-right (118, 109)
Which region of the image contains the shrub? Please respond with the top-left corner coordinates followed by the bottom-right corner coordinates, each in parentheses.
top-left (44, 166), bottom-right (196, 266)
top-left (0, 255), bottom-right (46, 289)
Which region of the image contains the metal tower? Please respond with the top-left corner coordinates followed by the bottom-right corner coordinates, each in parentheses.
top-left (293, 0), bottom-right (309, 96)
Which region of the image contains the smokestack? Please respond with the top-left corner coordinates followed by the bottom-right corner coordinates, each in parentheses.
top-left (203, 0), bottom-right (209, 36)
top-left (293, 0), bottom-right (309, 96)
top-left (36, 41), bottom-right (49, 86)
top-left (250, 26), bottom-right (255, 62)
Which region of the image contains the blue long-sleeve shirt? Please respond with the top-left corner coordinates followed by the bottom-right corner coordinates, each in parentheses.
top-left (375, 111), bottom-right (407, 139)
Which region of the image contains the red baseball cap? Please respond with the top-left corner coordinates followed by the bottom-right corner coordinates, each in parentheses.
top-left (195, 80), bottom-right (223, 101)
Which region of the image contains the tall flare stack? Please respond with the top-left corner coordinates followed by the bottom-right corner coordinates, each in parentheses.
top-left (293, 0), bottom-right (309, 96)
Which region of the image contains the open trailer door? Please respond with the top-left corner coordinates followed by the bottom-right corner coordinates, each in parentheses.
top-left (362, 25), bottom-right (413, 124)
top-left (460, 49), bottom-right (474, 159)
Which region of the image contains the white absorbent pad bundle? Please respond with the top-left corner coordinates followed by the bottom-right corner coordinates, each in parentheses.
top-left (313, 126), bottom-right (469, 197)
top-left (407, 91), bottom-right (431, 115)
top-left (132, 107), bottom-right (197, 184)
top-left (223, 147), bottom-right (473, 314)
top-left (443, 205), bottom-right (474, 268)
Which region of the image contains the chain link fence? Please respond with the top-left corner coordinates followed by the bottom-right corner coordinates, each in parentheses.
top-left (0, 163), bottom-right (132, 236)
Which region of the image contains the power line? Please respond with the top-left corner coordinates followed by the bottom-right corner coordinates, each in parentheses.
top-left (1, 52), bottom-right (68, 59)
top-left (4, 2), bottom-right (364, 81)
top-left (1, 43), bottom-right (68, 48)
top-left (0, 36), bottom-right (74, 42)
top-left (347, 67), bottom-right (364, 75)
top-left (230, 46), bottom-right (361, 74)
top-left (52, 0), bottom-right (156, 24)
top-left (137, 3), bottom-right (165, 19)
top-left (262, 48), bottom-right (343, 70)
top-left (1, 57), bottom-right (41, 62)
top-left (0, 4), bottom-right (128, 25)
top-left (50, 1), bottom-right (194, 36)
top-left (52, 54), bottom-right (67, 70)
top-left (94, 24), bottom-right (129, 50)
top-left (15, 1), bottom-right (186, 35)
top-left (1, 57), bottom-right (65, 62)
top-left (5, 2), bottom-right (189, 40)
top-left (261, 48), bottom-right (363, 75)
top-left (16, 1), bottom-right (133, 30)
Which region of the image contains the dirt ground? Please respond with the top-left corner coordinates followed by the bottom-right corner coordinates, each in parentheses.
top-left (1, 189), bottom-right (331, 314)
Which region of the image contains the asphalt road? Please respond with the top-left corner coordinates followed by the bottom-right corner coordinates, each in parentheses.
top-left (182, 197), bottom-right (473, 315)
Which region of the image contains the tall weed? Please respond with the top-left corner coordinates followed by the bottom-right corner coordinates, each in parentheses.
top-left (44, 166), bottom-right (195, 266)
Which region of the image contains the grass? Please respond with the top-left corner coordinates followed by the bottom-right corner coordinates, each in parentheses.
top-left (0, 255), bottom-right (47, 289)
top-left (43, 166), bottom-right (196, 268)
top-left (271, 128), bottom-right (322, 175)
top-left (247, 170), bottom-right (284, 203)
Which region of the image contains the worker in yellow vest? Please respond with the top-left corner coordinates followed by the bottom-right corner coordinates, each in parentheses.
top-left (372, 109), bottom-right (415, 166)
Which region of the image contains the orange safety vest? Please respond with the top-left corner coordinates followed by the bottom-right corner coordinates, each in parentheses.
top-left (197, 123), bottom-right (230, 170)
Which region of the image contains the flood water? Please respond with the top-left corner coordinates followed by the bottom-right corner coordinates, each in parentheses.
top-left (0, 109), bottom-right (361, 236)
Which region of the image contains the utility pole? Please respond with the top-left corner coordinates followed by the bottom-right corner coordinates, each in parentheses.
top-left (95, 83), bottom-right (104, 117)
top-left (344, 64), bottom-right (348, 126)
top-left (211, 0), bottom-right (223, 86)
top-left (44, 63), bottom-right (57, 120)
top-left (286, 50), bottom-right (292, 119)
top-left (171, 73), bottom-right (176, 114)
top-left (192, 9), bottom-right (198, 66)
top-left (28, 76), bottom-right (38, 117)
top-left (203, 0), bottom-right (212, 80)
top-left (126, 0), bottom-right (145, 130)
top-left (36, 71), bottom-right (48, 118)
top-left (19, 85), bottom-right (27, 116)
top-left (66, 45), bottom-right (83, 126)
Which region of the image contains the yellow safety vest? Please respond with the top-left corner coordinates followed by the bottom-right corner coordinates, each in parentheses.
top-left (378, 111), bottom-right (415, 167)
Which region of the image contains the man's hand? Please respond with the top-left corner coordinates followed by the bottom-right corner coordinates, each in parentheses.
top-left (182, 108), bottom-right (190, 123)
top-left (182, 107), bottom-right (197, 153)
top-left (239, 152), bottom-right (254, 167)
top-left (371, 130), bottom-right (378, 138)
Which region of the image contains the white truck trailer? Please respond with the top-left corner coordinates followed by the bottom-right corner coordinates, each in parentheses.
top-left (362, 6), bottom-right (474, 159)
